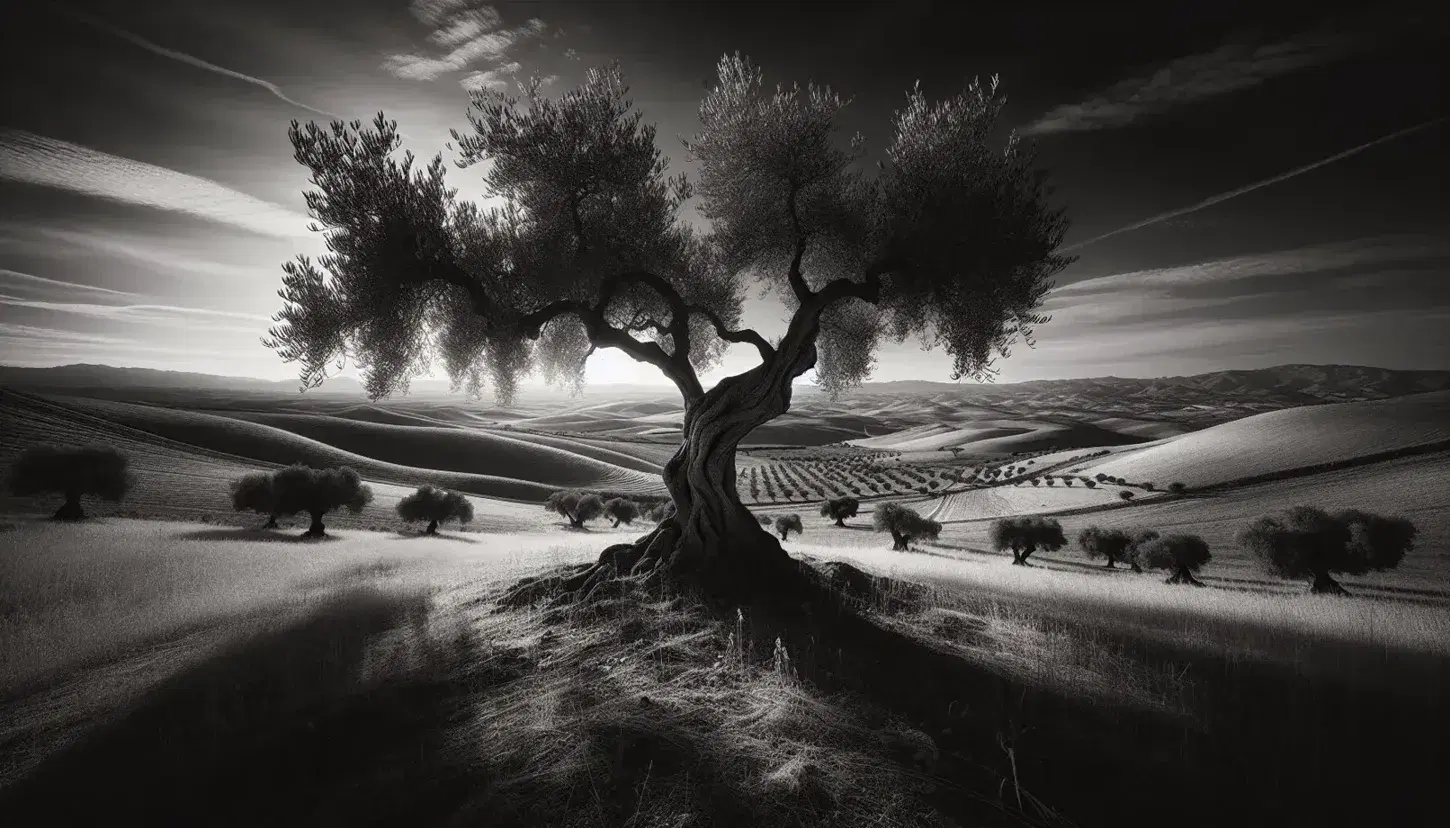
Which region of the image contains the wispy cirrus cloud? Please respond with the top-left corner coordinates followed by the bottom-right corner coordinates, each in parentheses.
top-left (1024, 28), bottom-right (1372, 135)
top-left (0, 268), bottom-right (140, 299)
top-left (0, 295), bottom-right (274, 329)
top-left (1052, 234), bottom-right (1450, 297)
top-left (0, 130), bottom-right (312, 239)
top-left (52, 4), bottom-right (342, 119)
top-left (384, 0), bottom-right (547, 85)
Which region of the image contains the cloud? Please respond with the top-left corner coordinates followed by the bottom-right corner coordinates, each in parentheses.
top-left (384, 1), bottom-right (547, 83)
top-left (1024, 29), bottom-right (1370, 135)
top-left (54, 5), bottom-right (342, 119)
top-left (0, 130), bottom-right (312, 239)
top-left (1053, 234), bottom-right (1450, 297)
top-left (0, 322), bottom-right (143, 348)
top-left (0, 268), bottom-right (140, 299)
top-left (460, 61), bottom-right (521, 92)
top-left (0, 223), bottom-right (275, 282)
top-left (0, 295), bottom-right (274, 331)
top-left (1060, 116), bottom-right (1450, 253)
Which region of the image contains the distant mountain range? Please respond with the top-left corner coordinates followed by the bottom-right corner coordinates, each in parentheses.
top-left (3, 363), bottom-right (1448, 408)
top-left (843, 364), bottom-right (1450, 405)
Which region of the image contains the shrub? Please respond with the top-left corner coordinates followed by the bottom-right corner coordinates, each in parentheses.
top-left (873, 502), bottom-right (942, 551)
top-left (1062, 478), bottom-right (1073, 487)
top-left (819, 496), bottom-right (861, 526)
top-left (1168, 482), bottom-right (1187, 495)
top-left (8, 444), bottom-right (133, 521)
top-left (1237, 506), bottom-right (1416, 596)
top-left (1044, 477), bottom-right (1055, 487)
top-left (1083, 479), bottom-right (1096, 489)
top-left (1077, 526), bottom-right (1133, 569)
top-left (645, 500), bottom-right (677, 522)
top-left (1094, 473), bottom-right (1108, 483)
top-left (775, 513), bottom-right (804, 541)
top-left (1141, 482), bottom-right (1156, 491)
top-left (1136, 533), bottom-right (1211, 586)
top-left (757, 512), bottom-right (773, 526)
top-left (603, 497), bottom-right (641, 527)
top-left (1119, 490), bottom-right (1134, 501)
top-left (273, 464), bottom-right (373, 537)
top-left (231, 470), bottom-right (281, 528)
top-left (546, 489), bottom-right (605, 528)
top-left (397, 485), bottom-right (474, 534)
top-left (1029, 478), bottom-right (1040, 487)
top-left (990, 516), bottom-right (1066, 566)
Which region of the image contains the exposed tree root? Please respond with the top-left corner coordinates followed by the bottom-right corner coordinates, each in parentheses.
top-left (1164, 568), bottom-right (1206, 587)
top-left (1310, 572), bottom-right (1351, 596)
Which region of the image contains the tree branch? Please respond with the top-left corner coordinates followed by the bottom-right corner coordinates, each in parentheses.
top-left (785, 182), bottom-right (811, 302)
top-left (689, 305), bottom-right (775, 363)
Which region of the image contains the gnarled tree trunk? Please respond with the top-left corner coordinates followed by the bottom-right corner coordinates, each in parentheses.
top-left (426, 519), bottom-right (439, 535)
top-left (263, 515), bottom-right (279, 529)
top-left (504, 342), bottom-right (823, 608)
top-left (1103, 557), bottom-right (1116, 569)
top-left (52, 491), bottom-right (84, 521)
top-left (305, 511), bottom-right (326, 537)
top-left (1164, 568), bottom-right (1205, 587)
top-left (1310, 570), bottom-right (1350, 596)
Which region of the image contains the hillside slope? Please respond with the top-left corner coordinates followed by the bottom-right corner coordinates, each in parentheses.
top-left (1073, 391), bottom-right (1450, 488)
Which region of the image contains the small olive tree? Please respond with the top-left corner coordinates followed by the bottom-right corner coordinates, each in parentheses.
top-left (819, 496), bottom-right (860, 526)
top-left (272, 464), bottom-right (373, 537)
top-left (775, 513), bottom-right (804, 541)
top-left (1077, 526), bottom-right (1133, 569)
top-left (397, 485), bottom-right (474, 534)
top-left (990, 515), bottom-right (1066, 566)
top-left (546, 489), bottom-right (605, 529)
top-left (604, 497), bottom-right (641, 527)
top-left (231, 470), bottom-right (281, 528)
top-left (8, 445), bottom-right (133, 521)
top-left (1135, 533), bottom-right (1211, 586)
top-left (873, 502), bottom-right (941, 551)
top-left (1237, 506), bottom-right (1415, 596)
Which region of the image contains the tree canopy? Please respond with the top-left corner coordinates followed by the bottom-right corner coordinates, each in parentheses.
top-left (990, 516), bottom-right (1066, 565)
top-left (8, 444), bottom-right (132, 520)
top-left (397, 485), bottom-right (475, 533)
top-left (1135, 533), bottom-right (1212, 586)
top-left (1238, 506), bottom-right (1416, 595)
top-left (873, 502), bottom-right (942, 551)
top-left (263, 55), bottom-right (1070, 405)
top-left (271, 464), bottom-right (374, 536)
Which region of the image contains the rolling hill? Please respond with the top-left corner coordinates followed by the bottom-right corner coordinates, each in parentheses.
top-left (1070, 390), bottom-right (1450, 489)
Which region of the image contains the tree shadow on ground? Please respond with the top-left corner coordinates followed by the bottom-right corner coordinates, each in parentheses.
top-left (742, 559), bottom-right (1450, 828)
top-left (0, 587), bottom-right (485, 827)
top-left (172, 527), bottom-right (344, 544)
top-left (390, 529), bottom-right (481, 544)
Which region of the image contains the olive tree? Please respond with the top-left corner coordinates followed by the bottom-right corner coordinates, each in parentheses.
top-left (272, 464), bottom-right (373, 537)
top-left (819, 496), bottom-right (860, 526)
top-left (1135, 533), bottom-right (1211, 586)
top-left (1238, 506), bottom-right (1415, 596)
top-left (872, 501), bottom-right (942, 551)
top-left (1077, 526), bottom-right (1132, 569)
top-left (604, 497), bottom-right (641, 527)
top-left (775, 513), bottom-right (804, 541)
top-left (7, 445), bottom-right (133, 521)
top-left (397, 485), bottom-right (474, 534)
top-left (263, 56), bottom-right (1070, 603)
top-left (990, 515), bottom-right (1066, 566)
top-left (231, 470), bottom-right (281, 528)
top-left (546, 489), bottom-right (605, 529)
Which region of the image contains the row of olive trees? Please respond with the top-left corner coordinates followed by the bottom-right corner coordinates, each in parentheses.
top-left (1072, 505), bottom-right (1417, 595)
top-left (230, 464), bottom-right (374, 536)
top-left (544, 490), bottom-right (668, 529)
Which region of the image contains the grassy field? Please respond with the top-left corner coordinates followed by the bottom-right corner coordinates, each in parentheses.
top-left (1, 517), bottom-right (1445, 826)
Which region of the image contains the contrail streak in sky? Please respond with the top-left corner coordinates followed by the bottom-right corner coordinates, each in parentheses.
top-left (54, 4), bottom-right (345, 120)
top-left (1060, 114), bottom-right (1450, 254)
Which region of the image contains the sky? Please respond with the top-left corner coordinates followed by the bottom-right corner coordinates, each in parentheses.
top-left (1, 0), bottom-right (1447, 394)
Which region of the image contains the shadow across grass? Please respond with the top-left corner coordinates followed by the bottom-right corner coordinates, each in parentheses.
top-left (0, 587), bottom-right (487, 827)
top-left (172, 527), bottom-right (345, 544)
